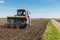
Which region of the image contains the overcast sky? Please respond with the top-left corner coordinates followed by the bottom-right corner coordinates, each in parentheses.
top-left (0, 0), bottom-right (60, 18)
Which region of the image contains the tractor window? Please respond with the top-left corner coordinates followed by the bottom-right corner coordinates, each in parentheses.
top-left (17, 11), bottom-right (22, 15)
top-left (17, 11), bottom-right (26, 16)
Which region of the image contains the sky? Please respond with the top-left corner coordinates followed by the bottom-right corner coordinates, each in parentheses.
top-left (0, 0), bottom-right (60, 18)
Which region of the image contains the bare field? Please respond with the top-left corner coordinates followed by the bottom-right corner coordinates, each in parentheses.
top-left (0, 18), bottom-right (49, 40)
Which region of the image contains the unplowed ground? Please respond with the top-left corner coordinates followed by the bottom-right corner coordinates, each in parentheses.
top-left (0, 18), bottom-right (49, 40)
top-left (51, 20), bottom-right (60, 32)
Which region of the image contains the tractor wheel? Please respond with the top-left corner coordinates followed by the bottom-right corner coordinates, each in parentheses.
top-left (7, 25), bottom-right (10, 28)
top-left (13, 26), bottom-right (16, 29)
top-left (19, 25), bottom-right (24, 29)
top-left (19, 24), bottom-right (27, 29)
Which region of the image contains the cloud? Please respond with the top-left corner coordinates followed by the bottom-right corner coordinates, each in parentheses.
top-left (0, 0), bottom-right (4, 3)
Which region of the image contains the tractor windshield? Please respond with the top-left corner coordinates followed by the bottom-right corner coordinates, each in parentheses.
top-left (18, 11), bottom-right (22, 15)
top-left (17, 9), bottom-right (26, 16)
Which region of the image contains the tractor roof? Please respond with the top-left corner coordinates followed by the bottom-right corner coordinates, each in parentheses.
top-left (17, 9), bottom-right (26, 12)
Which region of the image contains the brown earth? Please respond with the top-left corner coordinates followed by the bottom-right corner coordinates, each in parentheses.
top-left (0, 18), bottom-right (49, 40)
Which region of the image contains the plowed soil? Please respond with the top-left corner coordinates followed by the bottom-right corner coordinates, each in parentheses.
top-left (0, 18), bottom-right (49, 40)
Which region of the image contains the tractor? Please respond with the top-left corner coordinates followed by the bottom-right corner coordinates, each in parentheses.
top-left (6, 9), bottom-right (31, 29)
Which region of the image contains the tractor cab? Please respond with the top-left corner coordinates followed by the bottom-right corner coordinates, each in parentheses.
top-left (17, 9), bottom-right (26, 16)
